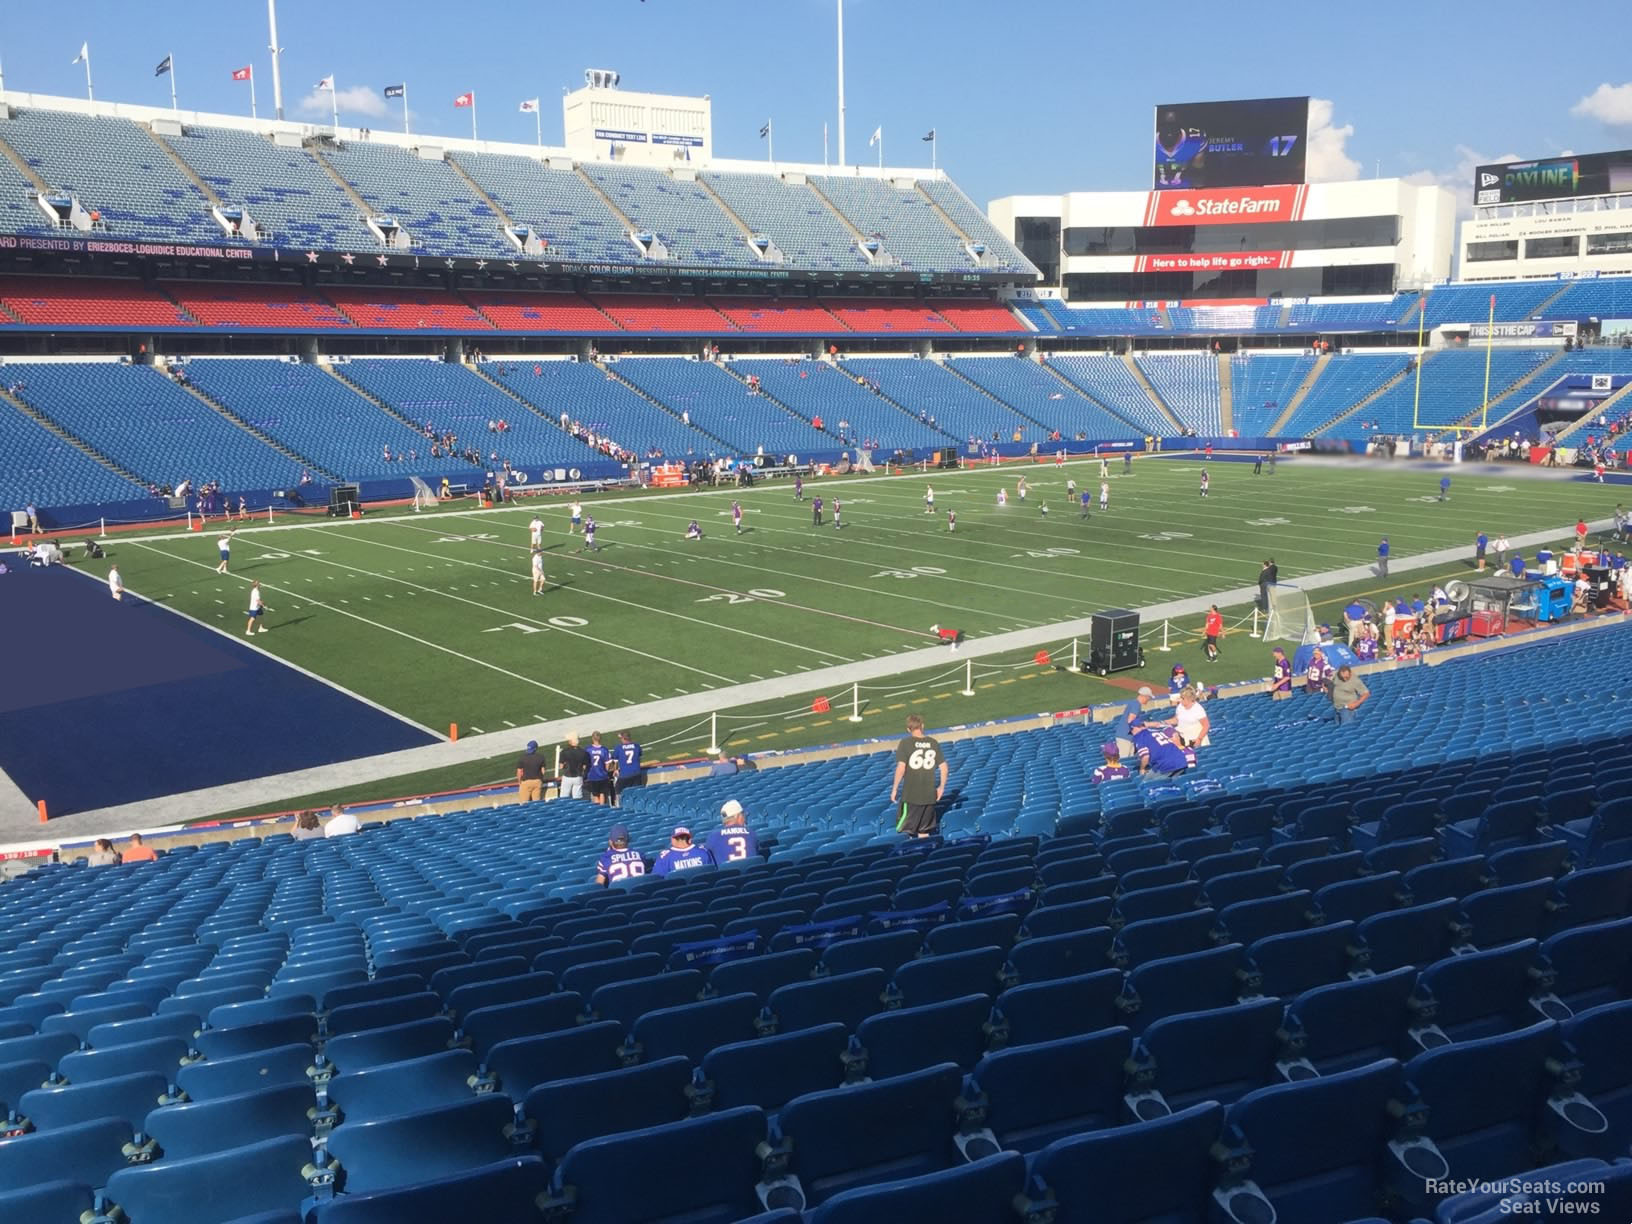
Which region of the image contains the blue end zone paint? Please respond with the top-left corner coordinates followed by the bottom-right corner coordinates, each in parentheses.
top-left (0, 566), bottom-right (436, 816)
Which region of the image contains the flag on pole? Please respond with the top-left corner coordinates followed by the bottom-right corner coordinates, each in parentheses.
top-left (454, 92), bottom-right (474, 108)
top-left (72, 42), bottom-right (88, 65)
top-left (759, 122), bottom-right (770, 139)
top-left (383, 84), bottom-right (405, 99)
top-left (922, 129), bottom-right (935, 142)
top-left (519, 98), bottom-right (539, 113)
top-left (154, 55), bottom-right (173, 77)
top-left (315, 75), bottom-right (334, 90)
top-left (869, 125), bottom-right (881, 146)
top-left (231, 66), bottom-right (252, 81)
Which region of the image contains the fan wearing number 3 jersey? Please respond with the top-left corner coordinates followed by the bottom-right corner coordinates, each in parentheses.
top-left (706, 799), bottom-right (760, 866)
top-left (891, 713), bottom-right (948, 838)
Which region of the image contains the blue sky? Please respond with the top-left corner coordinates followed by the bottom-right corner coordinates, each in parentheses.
top-left (4, 0), bottom-right (1632, 211)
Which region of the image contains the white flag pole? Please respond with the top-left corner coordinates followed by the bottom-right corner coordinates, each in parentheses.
top-left (401, 84), bottom-right (409, 136)
top-left (823, 121), bottom-right (829, 167)
top-left (168, 54), bottom-right (178, 112)
top-left (329, 77), bottom-right (338, 135)
top-left (534, 104), bottom-right (541, 147)
top-left (248, 71), bottom-right (258, 120)
top-left (470, 93), bottom-right (478, 143)
top-left (766, 118), bottom-right (773, 165)
top-left (835, 0), bottom-right (846, 165)
top-left (931, 131), bottom-right (937, 172)
top-left (267, 0), bottom-right (285, 120)
top-left (878, 126), bottom-right (883, 172)
top-left (82, 45), bottom-right (95, 102)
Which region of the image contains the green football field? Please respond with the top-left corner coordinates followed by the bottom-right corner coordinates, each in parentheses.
top-left (83, 456), bottom-right (1624, 738)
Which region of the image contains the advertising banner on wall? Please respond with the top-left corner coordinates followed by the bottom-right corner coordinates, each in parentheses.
top-left (1475, 150), bottom-right (1632, 205)
top-left (1141, 184), bottom-right (1309, 227)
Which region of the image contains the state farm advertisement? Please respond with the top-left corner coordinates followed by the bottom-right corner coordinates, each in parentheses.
top-left (1135, 251), bottom-right (1292, 272)
top-left (1142, 183), bottom-right (1308, 227)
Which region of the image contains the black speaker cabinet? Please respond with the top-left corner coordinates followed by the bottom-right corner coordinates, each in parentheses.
top-left (1087, 609), bottom-right (1144, 676)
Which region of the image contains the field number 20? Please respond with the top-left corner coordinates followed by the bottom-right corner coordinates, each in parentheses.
top-left (696, 588), bottom-right (786, 605)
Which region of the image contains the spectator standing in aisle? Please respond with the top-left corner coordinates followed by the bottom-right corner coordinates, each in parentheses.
top-left (1377, 536), bottom-right (1390, 578)
top-left (515, 740), bottom-right (546, 805)
top-left (1203, 605), bottom-right (1224, 662)
top-left (558, 733), bottom-right (588, 800)
top-left (585, 732), bottom-right (614, 805)
top-left (613, 731), bottom-right (643, 805)
top-left (890, 713), bottom-right (947, 838)
top-left (1330, 665), bottom-right (1370, 726)
top-left (1168, 688), bottom-right (1211, 747)
top-left (1269, 646), bottom-right (1293, 700)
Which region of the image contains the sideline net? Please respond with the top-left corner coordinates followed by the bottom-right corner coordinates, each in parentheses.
top-left (1263, 583), bottom-right (1319, 646)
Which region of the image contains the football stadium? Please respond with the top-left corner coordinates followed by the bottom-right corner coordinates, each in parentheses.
top-left (1, 2), bottom-right (1632, 1220)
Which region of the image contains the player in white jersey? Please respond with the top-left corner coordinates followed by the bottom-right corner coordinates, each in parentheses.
top-left (947, 509), bottom-right (956, 532)
top-left (1066, 478), bottom-right (1077, 502)
top-left (924, 486), bottom-right (935, 514)
top-left (108, 565), bottom-right (124, 602)
top-left (1017, 476), bottom-right (1028, 502)
top-left (216, 530), bottom-right (235, 574)
top-left (530, 548), bottom-right (547, 595)
top-left (567, 502), bottom-right (583, 534)
top-left (529, 516), bottom-right (543, 548)
top-left (997, 488), bottom-right (1007, 508)
top-left (1100, 457), bottom-right (1109, 480)
top-left (245, 580), bottom-right (268, 634)
top-left (1099, 481), bottom-right (1110, 511)
top-left (1199, 469), bottom-right (1210, 498)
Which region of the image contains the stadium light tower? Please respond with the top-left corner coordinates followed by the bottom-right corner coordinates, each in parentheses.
top-left (836, 0), bottom-right (847, 166)
top-left (267, 0), bottom-right (285, 121)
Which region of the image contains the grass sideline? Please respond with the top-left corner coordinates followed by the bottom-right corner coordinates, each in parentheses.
top-left (195, 550), bottom-right (1539, 825)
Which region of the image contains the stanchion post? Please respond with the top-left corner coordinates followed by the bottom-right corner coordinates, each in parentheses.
top-left (1251, 607), bottom-right (1261, 639)
top-left (847, 681), bottom-right (862, 723)
top-left (961, 658), bottom-right (974, 697)
top-left (1159, 620), bottom-right (1172, 652)
top-left (1070, 639), bottom-right (1078, 672)
top-left (99, 517), bottom-right (106, 538)
top-left (706, 712), bottom-right (720, 755)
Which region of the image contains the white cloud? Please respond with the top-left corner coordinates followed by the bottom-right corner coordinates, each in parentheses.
top-left (1402, 144), bottom-right (1521, 217)
top-left (1304, 98), bottom-right (1360, 183)
top-left (1572, 82), bottom-right (1632, 125)
top-left (297, 84), bottom-right (391, 120)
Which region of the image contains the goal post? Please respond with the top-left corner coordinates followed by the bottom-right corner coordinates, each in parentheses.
top-left (409, 476), bottom-right (439, 512)
top-left (1263, 583), bottom-right (1319, 646)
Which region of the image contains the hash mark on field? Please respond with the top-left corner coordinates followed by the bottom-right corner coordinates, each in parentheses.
top-left (562, 709), bottom-right (579, 716)
top-left (811, 719), bottom-right (831, 727)
top-left (886, 703), bottom-right (907, 710)
top-left (910, 697), bottom-right (929, 705)
top-left (213, 599), bottom-right (223, 605)
top-left (756, 732), bottom-right (779, 740)
top-left (648, 692), bottom-right (664, 700)
top-left (502, 720), bottom-right (517, 728)
top-left (773, 669), bottom-right (788, 676)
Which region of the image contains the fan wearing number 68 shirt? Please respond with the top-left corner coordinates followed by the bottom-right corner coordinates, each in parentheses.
top-left (706, 799), bottom-right (760, 866)
top-left (891, 713), bottom-right (948, 838)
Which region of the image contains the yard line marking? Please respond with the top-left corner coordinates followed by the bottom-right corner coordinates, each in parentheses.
top-left (127, 541), bottom-right (597, 710)
top-left (255, 534), bottom-right (741, 686)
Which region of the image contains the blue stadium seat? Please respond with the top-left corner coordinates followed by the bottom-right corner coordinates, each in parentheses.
top-left (0, 1180), bottom-right (96, 1224)
top-left (443, 972), bottom-right (557, 1022)
top-left (527, 1058), bottom-right (691, 1166)
top-left (483, 1022), bottom-right (623, 1099)
top-left (558, 952), bottom-right (663, 998)
top-left (1395, 1020), bottom-right (1558, 1212)
top-left (103, 1134), bottom-right (312, 1224)
top-left (0, 1058), bottom-right (50, 1122)
top-left (205, 995), bottom-right (310, 1029)
top-left (1402, 857), bottom-right (1488, 905)
top-left (1216, 892), bottom-right (1312, 946)
top-left (1548, 864), bottom-right (1632, 932)
top-left (1313, 873), bottom-right (1402, 925)
top-left (805, 1152), bottom-right (1026, 1224)
top-left (325, 1095), bottom-right (517, 1194)
top-left (889, 945), bottom-right (1007, 1005)
top-left (1006, 927), bottom-right (1113, 983)
top-left (1028, 1100), bottom-right (1224, 1224)
top-left (1113, 910), bottom-right (1218, 969)
top-left (1485, 841), bottom-right (1568, 888)
top-left (767, 969), bottom-right (887, 1033)
top-left (1217, 1058), bottom-right (1403, 1224)
top-left (1553, 1000), bottom-right (1632, 1160)
top-left (1552, 797), bottom-right (1632, 867)
top-left (767, 1062), bottom-right (961, 1208)
top-left (587, 969), bottom-right (704, 1030)
top-left (325, 992), bottom-right (441, 1037)
top-left (1410, 940), bottom-right (1547, 1047)
top-left (19, 1072), bottom-right (167, 1133)
top-left (325, 1049), bottom-right (476, 1125)
top-left (856, 993), bottom-right (991, 1077)
top-left (1018, 897), bottom-right (1114, 938)
top-left (144, 1082), bottom-right (313, 1159)
top-left (57, 1036), bottom-right (187, 1086)
top-left (1355, 898), bottom-right (1459, 971)
top-left (1443, 800), bottom-right (1540, 859)
top-left (1120, 944), bottom-right (1246, 1032)
top-left (1539, 917), bottom-right (1632, 1015)
top-left (1131, 998), bottom-right (1284, 1115)
top-left (706, 949), bottom-right (817, 1003)
top-left (0, 1116), bottom-right (133, 1194)
top-left (1279, 967), bottom-right (1416, 1076)
top-left (1457, 879), bottom-right (1553, 950)
top-left (175, 1044), bottom-right (313, 1101)
top-left (547, 1106), bottom-right (768, 1223)
top-left (460, 995), bottom-right (581, 1061)
top-left (990, 969), bottom-right (1123, 1047)
top-left (1249, 922), bottom-right (1359, 997)
top-left (703, 1023), bottom-right (849, 1114)
top-left (193, 1016), bottom-right (315, 1060)
top-left (820, 931), bottom-right (922, 978)
top-left (628, 992), bottom-right (758, 1064)
top-left (304, 1156), bottom-right (548, 1224)
top-left (960, 1027), bottom-right (1130, 1156)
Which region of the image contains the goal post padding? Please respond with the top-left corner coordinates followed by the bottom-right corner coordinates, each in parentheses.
top-left (1264, 583), bottom-right (1319, 645)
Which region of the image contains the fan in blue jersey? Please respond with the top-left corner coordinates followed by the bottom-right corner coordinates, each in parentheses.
top-left (1168, 663), bottom-right (1190, 696)
top-left (1090, 742), bottom-right (1129, 784)
top-left (1129, 717), bottom-right (1196, 777)
top-left (653, 827), bottom-right (715, 876)
top-left (613, 731), bottom-right (643, 805)
top-left (595, 824), bottom-right (645, 886)
top-left (585, 731), bottom-right (615, 805)
top-left (706, 799), bottom-right (760, 866)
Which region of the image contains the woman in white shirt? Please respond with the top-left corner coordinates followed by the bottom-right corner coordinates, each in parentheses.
top-left (107, 566), bottom-right (124, 601)
top-left (1169, 688), bottom-right (1211, 748)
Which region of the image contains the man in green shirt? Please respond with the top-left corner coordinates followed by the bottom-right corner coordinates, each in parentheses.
top-left (890, 713), bottom-right (948, 838)
top-left (1330, 665), bottom-right (1370, 727)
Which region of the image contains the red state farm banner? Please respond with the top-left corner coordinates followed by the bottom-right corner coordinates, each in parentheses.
top-left (1143, 183), bottom-right (1308, 227)
top-left (1136, 251), bottom-right (1292, 273)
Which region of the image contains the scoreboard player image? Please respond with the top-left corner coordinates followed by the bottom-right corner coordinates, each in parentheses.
top-left (1155, 109), bottom-right (1209, 189)
top-left (1153, 97), bottom-right (1309, 191)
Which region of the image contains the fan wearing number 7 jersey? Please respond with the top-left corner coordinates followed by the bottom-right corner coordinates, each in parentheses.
top-left (891, 713), bottom-right (948, 838)
top-left (594, 823), bottom-right (646, 887)
top-left (705, 799), bottom-right (760, 866)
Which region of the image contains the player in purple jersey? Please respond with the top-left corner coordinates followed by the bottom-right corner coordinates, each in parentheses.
top-left (732, 501), bottom-right (743, 534)
top-left (832, 498), bottom-right (843, 530)
top-left (793, 473), bottom-right (804, 501)
top-left (811, 496), bottom-right (824, 527)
